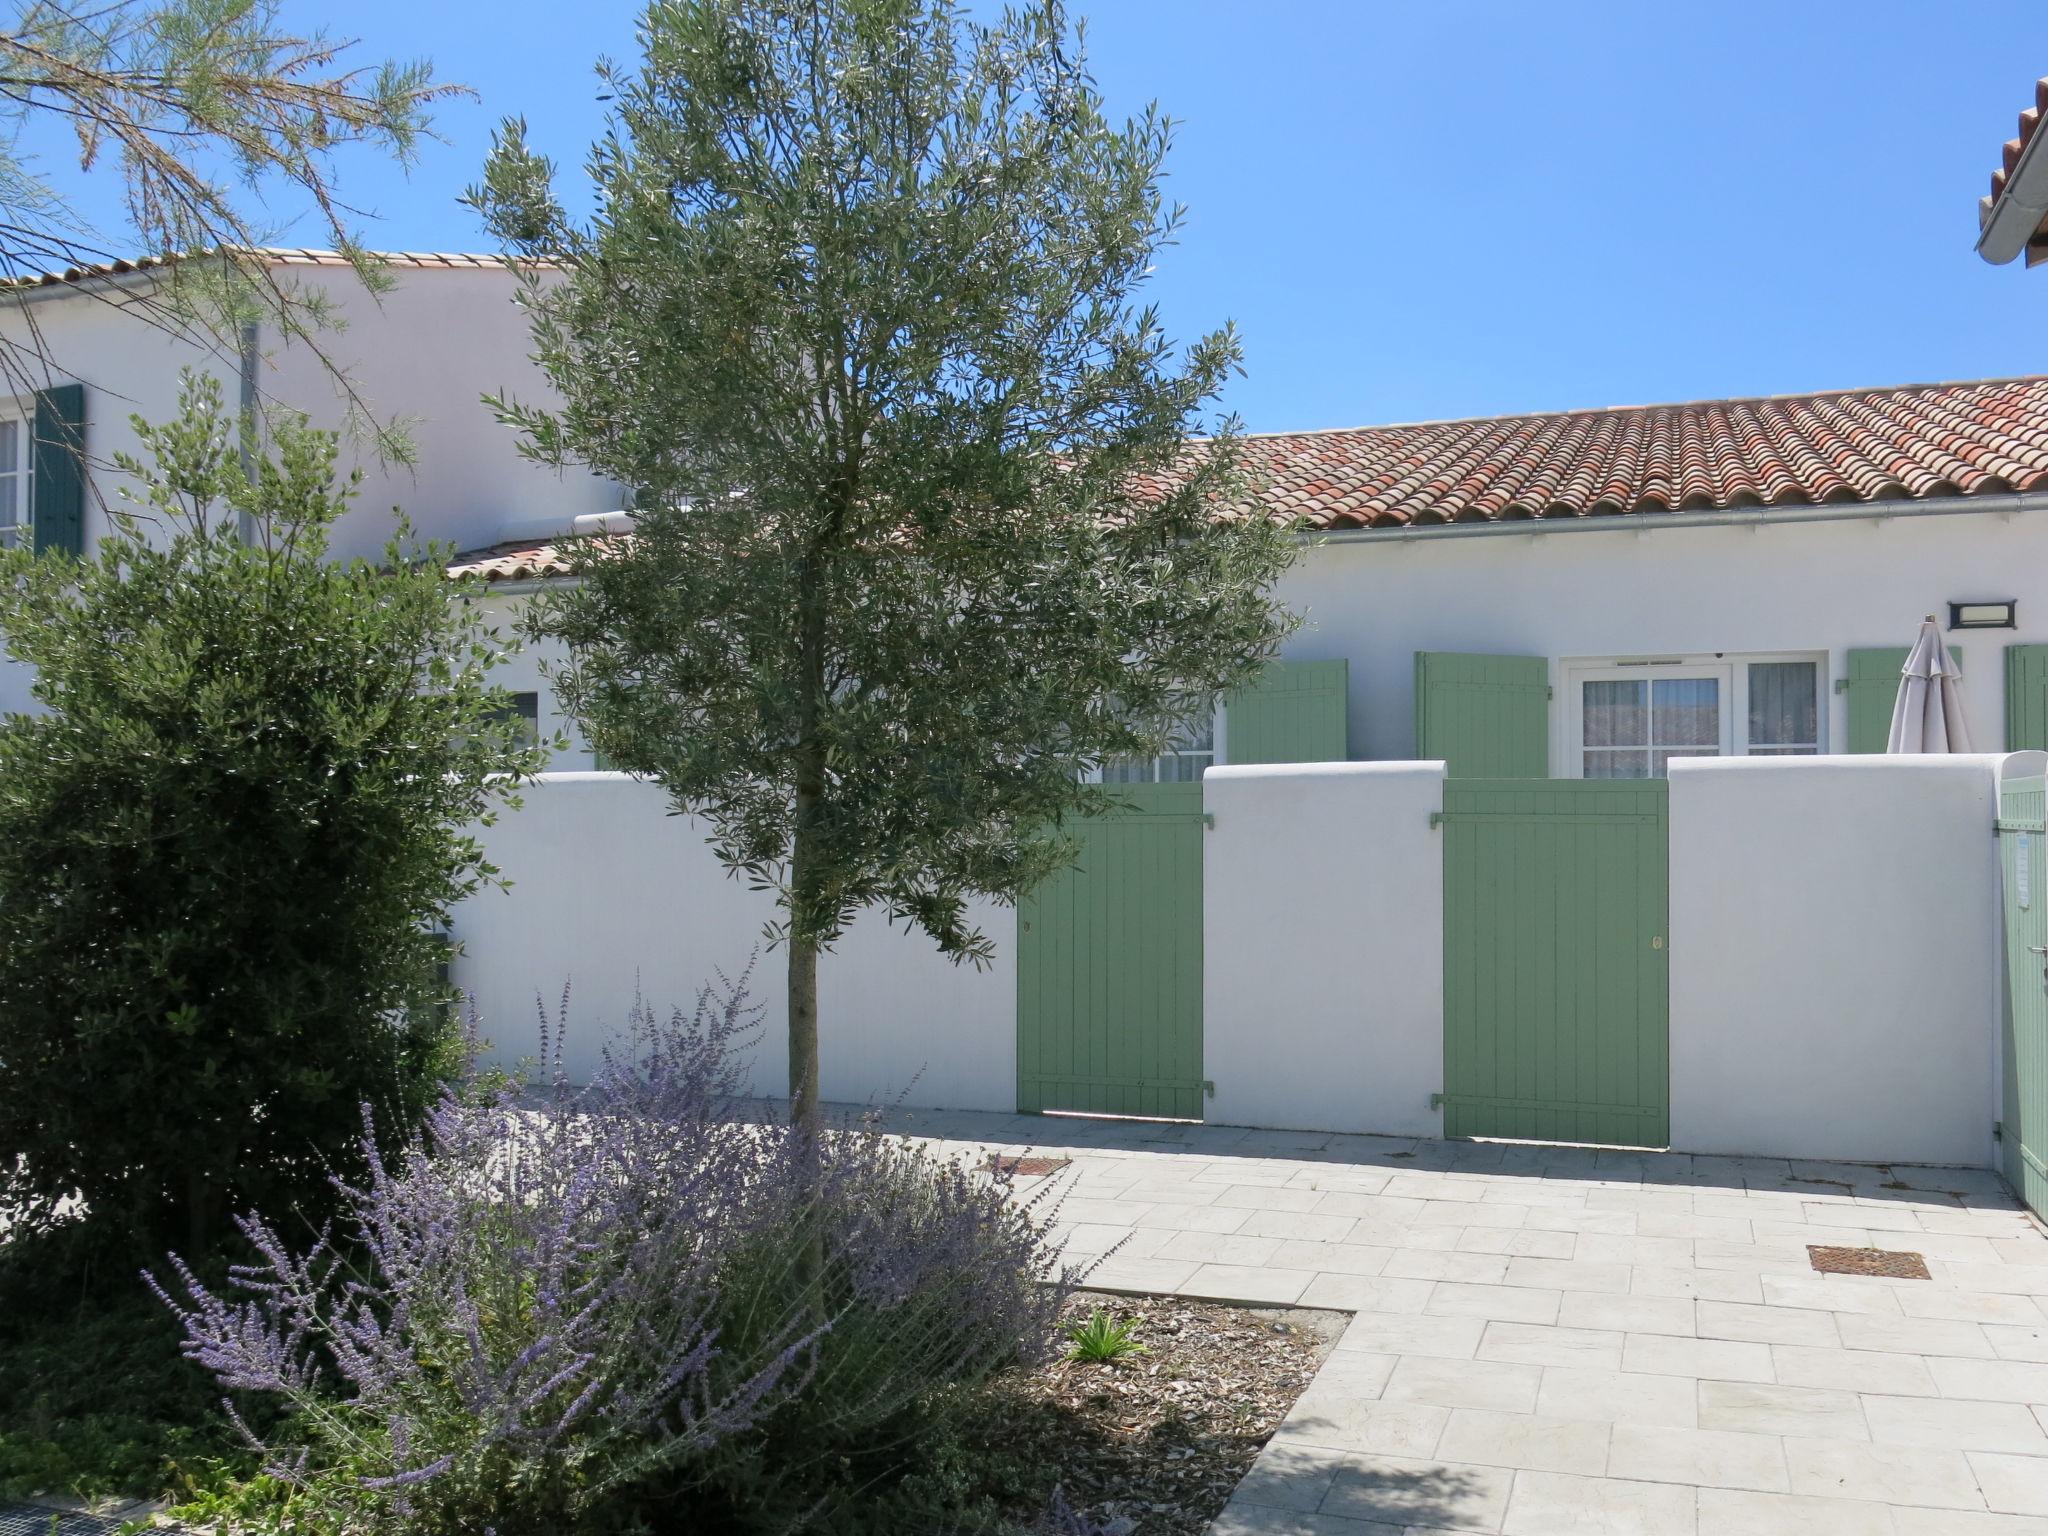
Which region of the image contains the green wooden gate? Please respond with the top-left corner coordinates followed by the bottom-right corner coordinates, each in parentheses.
top-left (1016, 781), bottom-right (1207, 1118)
top-left (1999, 776), bottom-right (2048, 1218)
top-left (1015, 659), bottom-right (1349, 1119)
top-left (1440, 779), bottom-right (1671, 1146)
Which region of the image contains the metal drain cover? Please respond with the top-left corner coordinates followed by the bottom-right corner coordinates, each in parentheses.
top-left (1808, 1245), bottom-right (1931, 1280)
top-left (987, 1154), bottom-right (1071, 1176)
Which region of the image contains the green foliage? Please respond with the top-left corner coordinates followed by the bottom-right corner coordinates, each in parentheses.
top-left (0, 371), bottom-right (543, 1255)
top-left (468, 0), bottom-right (1298, 1115)
top-left (0, 0), bottom-right (466, 430)
top-left (1061, 1309), bottom-right (1145, 1363)
top-left (0, 1231), bottom-right (263, 1507)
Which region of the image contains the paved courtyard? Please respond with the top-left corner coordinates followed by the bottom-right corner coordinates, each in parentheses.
top-left (883, 1106), bottom-right (2048, 1536)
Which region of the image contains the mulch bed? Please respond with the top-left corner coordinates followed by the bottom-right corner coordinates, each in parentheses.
top-left (991, 1291), bottom-right (1342, 1535)
top-left (1808, 1245), bottom-right (1932, 1279)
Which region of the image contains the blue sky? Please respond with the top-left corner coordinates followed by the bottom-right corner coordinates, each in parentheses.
top-left (47, 1), bottom-right (2048, 432)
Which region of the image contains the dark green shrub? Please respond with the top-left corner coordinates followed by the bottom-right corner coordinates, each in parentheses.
top-left (0, 372), bottom-right (543, 1256)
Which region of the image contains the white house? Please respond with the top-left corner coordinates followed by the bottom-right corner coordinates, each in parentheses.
top-left (0, 248), bottom-right (619, 719)
top-left (456, 374), bottom-right (2048, 776)
top-left (11, 249), bottom-right (2048, 1167)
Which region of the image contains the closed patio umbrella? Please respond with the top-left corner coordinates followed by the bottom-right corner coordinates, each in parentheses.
top-left (1887, 614), bottom-right (1973, 754)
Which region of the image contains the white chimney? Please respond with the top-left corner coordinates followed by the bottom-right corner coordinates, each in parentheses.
top-left (570, 510), bottom-right (635, 536)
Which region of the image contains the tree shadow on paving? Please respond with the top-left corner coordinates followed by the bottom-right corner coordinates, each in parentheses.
top-left (1233, 1445), bottom-right (1499, 1529)
top-left (845, 1102), bottom-right (2023, 1214)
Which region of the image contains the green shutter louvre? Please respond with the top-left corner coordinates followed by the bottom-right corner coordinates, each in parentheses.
top-left (31, 383), bottom-right (85, 558)
top-left (1843, 646), bottom-right (1962, 754)
top-left (1223, 658), bottom-right (1348, 764)
top-left (2008, 645), bottom-right (2048, 753)
top-left (1414, 651), bottom-right (1549, 777)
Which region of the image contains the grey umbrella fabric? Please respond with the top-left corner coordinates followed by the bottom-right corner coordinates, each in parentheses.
top-left (1887, 615), bottom-right (1973, 754)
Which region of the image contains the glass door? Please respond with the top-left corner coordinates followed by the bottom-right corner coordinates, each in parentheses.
top-left (1575, 666), bottom-right (1731, 779)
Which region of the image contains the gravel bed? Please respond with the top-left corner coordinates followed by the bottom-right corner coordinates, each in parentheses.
top-left (996, 1290), bottom-right (1343, 1535)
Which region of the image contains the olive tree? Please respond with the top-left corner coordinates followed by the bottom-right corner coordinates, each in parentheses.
top-left (470, 0), bottom-right (1298, 1136)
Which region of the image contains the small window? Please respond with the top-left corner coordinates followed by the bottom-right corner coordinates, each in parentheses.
top-left (1102, 707), bottom-right (1216, 783)
top-left (488, 691), bottom-right (540, 749)
top-left (1746, 660), bottom-right (1819, 755)
top-left (0, 412), bottom-right (32, 548)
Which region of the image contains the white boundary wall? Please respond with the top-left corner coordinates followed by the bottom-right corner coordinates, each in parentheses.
top-left (450, 774), bottom-right (1016, 1109)
top-left (1667, 754), bottom-right (2030, 1169)
top-left (457, 760), bottom-right (2028, 1170)
top-left (1202, 762), bottom-right (1447, 1138)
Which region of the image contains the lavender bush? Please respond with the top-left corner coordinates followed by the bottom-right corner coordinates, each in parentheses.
top-left (152, 974), bottom-right (1081, 1533)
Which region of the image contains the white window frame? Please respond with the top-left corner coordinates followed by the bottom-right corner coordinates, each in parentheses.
top-left (1556, 651), bottom-right (1827, 779)
top-left (1086, 701), bottom-right (1228, 784)
top-left (0, 402), bottom-right (33, 549)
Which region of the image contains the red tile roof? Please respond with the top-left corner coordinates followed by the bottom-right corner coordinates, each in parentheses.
top-left (448, 375), bottom-right (2048, 579)
top-left (447, 540), bottom-right (574, 584)
top-left (1984, 78), bottom-right (2048, 266)
top-left (1215, 376), bottom-right (2048, 530)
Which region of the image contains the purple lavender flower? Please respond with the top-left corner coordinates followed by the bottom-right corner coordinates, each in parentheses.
top-left (152, 969), bottom-right (1083, 1528)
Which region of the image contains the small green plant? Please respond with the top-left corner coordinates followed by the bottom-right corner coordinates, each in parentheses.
top-left (1063, 1310), bottom-right (1147, 1364)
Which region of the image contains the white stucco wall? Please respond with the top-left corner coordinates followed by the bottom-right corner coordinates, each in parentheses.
top-left (0, 264), bottom-right (618, 715)
top-left (1202, 761), bottom-right (1446, 1138)
top-left (1275, 510), bottom-right (2048, 764)
top-left (450, 773), bottom-right (1017, 1108)
top-left (261, 264), bottom-right (617, 562)
top-left (1667, 753), bottom-right (2017, 1168)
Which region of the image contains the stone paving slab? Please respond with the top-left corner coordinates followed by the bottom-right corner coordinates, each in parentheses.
top-left (877, 1104), bottom-right (2048, 1536)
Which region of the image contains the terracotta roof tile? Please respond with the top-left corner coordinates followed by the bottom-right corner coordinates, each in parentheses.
top-left (445, 540), bottom-right (571, 584)
top-left (1211, 375), bottom-right (2048, 531)
top-left (450, 376), bottom-right (2048, 582)
top-left (1982, 78), bottom-right (2048, 265)
top-left (0, 247), bottom-right (513, 292)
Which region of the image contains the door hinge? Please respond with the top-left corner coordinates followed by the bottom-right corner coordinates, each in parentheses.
top-left (1429, 810), bottom-right (1445, 828)
top-left (1995, 1119), bottom-right (2006, 1143)
top-left (1833, 677), bottom-right (1851, 694)
top-left (1429, 1091), bottom-right (1445, 1109)
top-left (1202, 1079), bottom-right (1215, 1099)
top-left (1201, 812), bottom-right (1215, 829)
top-left (1546, 685), bottom-right (1555, 701)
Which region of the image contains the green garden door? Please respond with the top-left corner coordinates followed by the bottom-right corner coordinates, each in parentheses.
top-left (1440, 779), bottom-right (1671, 1146)
top-left (1999, 776), bottom-right (2048, 1219)
top-left (1015, 660), bottom-right (1348, 1119)
top-left (1016, 782), bottom-right (1207, 1118)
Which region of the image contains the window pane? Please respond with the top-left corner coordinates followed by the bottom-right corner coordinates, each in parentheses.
top-left (1584, 749), bottom-right (1652, 779)
top-left (0, 419), bottom-right (20, 475)
top-left (1102, 758), bottom-right (1154, 784)
top-left (0, 477), bottom-right (16, 528)
top-left (486, 691), bottom-right (541, 750)
top-left (1653, 677), bottom-right (1720, 747)
top-left (1653, 747), bottom-right (1720, 775)
top-left (1748, 661), bottom-right (1818, 749)
top-left (1583, 680), bottom-right (1647, 747)
top-left (1749, 745), bottom-right (1816, 757)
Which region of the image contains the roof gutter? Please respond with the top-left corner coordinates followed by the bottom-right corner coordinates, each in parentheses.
top-left (1981, 128), bottom-right (2048, 264)
top-left (1304, 489), bottom-right (2048, 545)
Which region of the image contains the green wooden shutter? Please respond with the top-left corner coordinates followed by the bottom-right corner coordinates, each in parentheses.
top-left (2008, 645), bottom-right (2048, 752)
top-left (1843, 646), bottom-right (1962, 753)
top-left (31, 383), bottom-right (84, 558)
top-left (1414, 651), bottom-right (1548, 777)
top-left (1223, 658), bottom-right (1348, 764)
